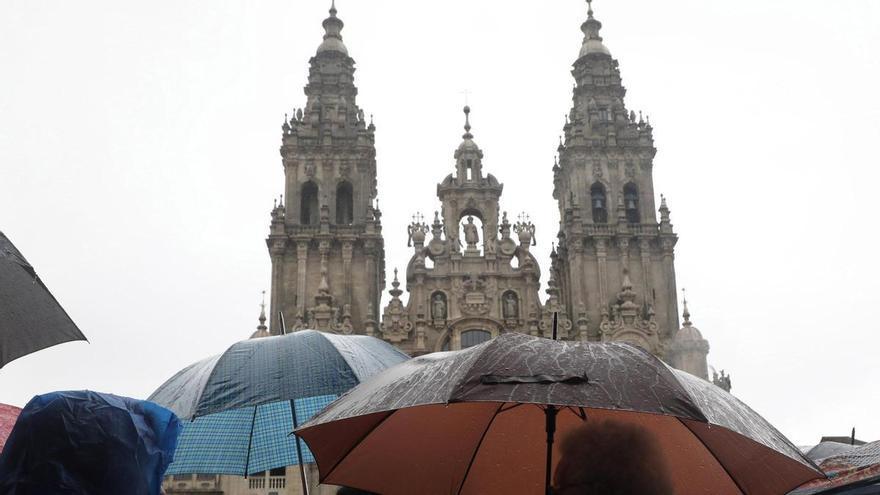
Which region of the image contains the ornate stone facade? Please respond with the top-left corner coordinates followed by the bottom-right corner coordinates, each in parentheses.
top-left (266, 3), bottom-right (385, 335)
top-left (266, 1), bottom-right (711, 378)
top-left (551, 1), bottom-right (710, 378)
top-left (378, 108), bottom-right (571, 354)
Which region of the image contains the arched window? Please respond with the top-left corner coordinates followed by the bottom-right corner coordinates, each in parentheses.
top-left (336, 181), bottom-right (353, 225)
top-left (590, 183), bottom-right (608, 224)
top-left (300, 181), bottom-right (319, 225)
top-left (624, 182), bottom-right (639, 223)
top-left (461, 330), bottom-right (491, 349)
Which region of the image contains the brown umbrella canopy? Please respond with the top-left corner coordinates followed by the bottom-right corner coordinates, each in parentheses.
top-left (298, 333), bottom-right (823, 495)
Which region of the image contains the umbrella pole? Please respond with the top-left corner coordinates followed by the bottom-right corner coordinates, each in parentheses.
top-left (290, 399), bottom-right (311, 495)
top-left (545, 405), bottom-right (559, 495)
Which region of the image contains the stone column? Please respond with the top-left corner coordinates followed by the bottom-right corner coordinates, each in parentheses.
top-left (296, 241), bottom-right (309, 316)
top-left (595, 238), bottom-right (608, 305)
top-left (269, 241), bottom-right (286, 335)
top-left (569, 242), bottom-right (585, 320)
top-left (364, 239), bottom-right (377, 325)
top-left (342, 241), bottom-right (353, 306)
top-left (661, 237), bottom-right (678, 336)
top-left (618, 237), bottom-right (630, 271)
top-left (639, 238), bottom-right (652, 303)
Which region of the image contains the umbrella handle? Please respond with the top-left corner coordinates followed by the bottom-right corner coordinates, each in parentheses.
top-left (291, 400), bottom-right (311, 495)
top-left (545, 406), bottom-right (558, 495)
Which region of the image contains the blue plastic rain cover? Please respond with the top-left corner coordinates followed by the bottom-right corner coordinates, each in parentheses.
top-left (0, 391), bottom-right (181, 495)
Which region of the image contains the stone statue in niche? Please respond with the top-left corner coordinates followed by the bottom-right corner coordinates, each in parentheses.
top-left (431, 293), bottom-right (447, 320)
top-left (463, 216), bottom-right (480, 249)
top-left (503, 292), bottom-right (519, 319)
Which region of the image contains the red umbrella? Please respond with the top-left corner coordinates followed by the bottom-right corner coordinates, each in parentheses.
top-left (0, 404), bottom-right (22, 453)
top-left (298, 333), bottom-right (823, 495)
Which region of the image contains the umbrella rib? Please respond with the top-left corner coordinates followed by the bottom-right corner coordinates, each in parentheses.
top-left (243, 405), bottom-right (258, 477)
top-left (676, 417), bottom-right (747, 495)
top-left (497, 403), bottom-right (524, 414)
top-left (322, 410), bottom-right (396, 484)
top-left (456, 402), bottom-right (505, 495)
top-left (564, 406), bottom-right (587, 421)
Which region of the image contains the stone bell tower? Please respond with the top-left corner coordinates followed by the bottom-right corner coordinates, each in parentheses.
top-left (552, 1), bottom-right (708, 378)
top-left (266, 2), bottom-right (385, 335)
top-left (378, 107), bottom-right (568, 355)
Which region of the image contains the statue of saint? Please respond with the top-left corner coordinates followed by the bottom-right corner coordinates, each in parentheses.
top-left (503, 292), bottom-right (519, 318)
top-left (463, 216), bottom-right (480, 248)
top-left (432, 294), bottom-right (447, 320)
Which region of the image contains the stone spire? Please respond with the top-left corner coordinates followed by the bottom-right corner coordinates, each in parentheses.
top-left (269, 1), bottom-right (385, 337)
top-left (659, 195), bottom-right (674, 234)
top-left (250, 291), bottom-right (271, 339)
top-left (450, 105), bottom-right (487, 185)
top-left (259, 291), bottom-right (268, 329)
top-left (389, 268), bottom-right (403, 299)
top-left (317, 0), bottom-right (348, 55)
top-left (681, 289), bottom-right (692, 326)
top-left (457, 106), bottom-right (480, 153)
top-left (670, 289), bottom-right (710, 380)
top-left (579, 0), bottom-right (611, 58)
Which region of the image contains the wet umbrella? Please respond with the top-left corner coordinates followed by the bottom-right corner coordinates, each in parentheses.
top-left (791, 441), bottom-right (880, 494)
top-left (0, 231), bottom-right (87, 368)
top-left (0, 391), bottom-right (181, 495)
top-left (297, 332), bottom-right (824, 495)
top-left (0, 403), bottom-right (21, 453)
top-left (148, 330), bottom-right (409, 480)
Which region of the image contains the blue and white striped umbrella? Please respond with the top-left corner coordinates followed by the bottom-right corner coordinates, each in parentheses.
top-left (148, 330), bottom-right (408, 476)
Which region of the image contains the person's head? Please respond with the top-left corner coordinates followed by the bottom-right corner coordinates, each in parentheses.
top-left (553, 419), bottom-right (674, 495)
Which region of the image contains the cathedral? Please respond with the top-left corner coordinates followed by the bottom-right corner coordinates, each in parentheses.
top-left (265, 1), bottom-right (712, 380)
top-left (166, 3), bottom-right (722, 493)
top-left (164, 0), bottom-right (730, 495)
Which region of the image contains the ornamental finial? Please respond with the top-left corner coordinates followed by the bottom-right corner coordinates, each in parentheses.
top-left (682, 288), bottom-right (692, 326)
top-left (462, 105), bottom-right (473, 140)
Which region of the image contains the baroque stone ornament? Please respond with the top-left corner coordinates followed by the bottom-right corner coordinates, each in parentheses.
top-left (381, 269), bottom-right (413, 343)
top-left (374, 108), bottom-right (551, 354)
top-left (407, 213), bottom-right (429, 247)
top-left (454, 274), bottom-right (491, 316)
top-left (598, 269), bottom-right (660, 353)
top-left (514, 213), bottom-right (537, 248)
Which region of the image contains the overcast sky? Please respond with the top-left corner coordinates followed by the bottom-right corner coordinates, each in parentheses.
top-left (1, 0), bottom-right (878, 446)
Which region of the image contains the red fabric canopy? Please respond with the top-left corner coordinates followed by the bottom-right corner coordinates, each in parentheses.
top-left (0, 404), bottom-right (22, 453)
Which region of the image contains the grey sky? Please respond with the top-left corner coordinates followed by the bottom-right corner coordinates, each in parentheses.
top-left (1, 0), bottom-right (878, 446)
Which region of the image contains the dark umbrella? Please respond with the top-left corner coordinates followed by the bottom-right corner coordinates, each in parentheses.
top-left (0, 391), bottom-right (181, 495)
top-left (0, 231), bottom-right (87, 368)
top-left (297, 333), bottom-right (824, 495)
top-left (148, 330), bottom-right (409, 488)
